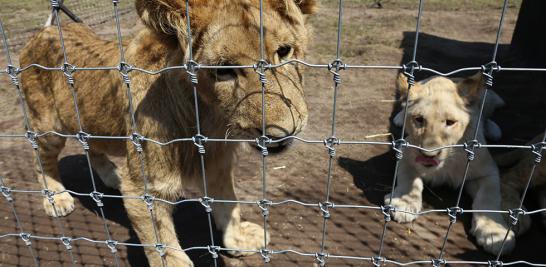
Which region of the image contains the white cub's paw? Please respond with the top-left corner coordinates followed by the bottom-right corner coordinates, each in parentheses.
top-left (384, 194), bottom-right (421, 223)
top-left (472, 216), bottom-right (515, 255)
top-left (224, 221), bottom-right (269, 257)
top-left (43, 191), bottom-right (75, 217)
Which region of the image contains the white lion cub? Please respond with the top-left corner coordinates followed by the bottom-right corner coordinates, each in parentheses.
top-left (385, 73), bottom-right (515, 254)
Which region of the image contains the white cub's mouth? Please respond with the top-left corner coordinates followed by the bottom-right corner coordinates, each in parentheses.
top-left (415, 154), bottom-right (441, 167)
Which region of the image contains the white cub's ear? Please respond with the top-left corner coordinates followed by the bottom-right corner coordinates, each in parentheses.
top-left (393, 110), bottom-right (405, 127)
top-left (456, 72), bottom-right (483, 100)
top-left (484, 119), bottom-right (502, 142)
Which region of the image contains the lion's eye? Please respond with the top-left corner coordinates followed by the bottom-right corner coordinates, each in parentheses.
top-left (215, 64), bottom-right (237, 81)
top-left (414, 116), bottom-right (424, 126)
top-left (276, 45), bottom-right (292, 59)
top-left (446, 119), bottom-right (457, 126)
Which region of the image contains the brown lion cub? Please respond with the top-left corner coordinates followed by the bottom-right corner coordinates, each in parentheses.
top-left (19, 0), bottom-right (316, 266)
top-left (385, 73), bottom-right (515, 254)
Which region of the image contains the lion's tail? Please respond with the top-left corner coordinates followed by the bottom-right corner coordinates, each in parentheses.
top-left (44, 2), bottom-right (83, 27)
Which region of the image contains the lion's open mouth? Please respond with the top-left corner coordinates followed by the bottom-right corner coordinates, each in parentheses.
top-left (415, 155), bottom-right (440, 167)
top-left (254, 138), bottom-right (294, 154)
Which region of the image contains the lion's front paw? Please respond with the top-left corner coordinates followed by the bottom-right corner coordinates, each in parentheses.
top-left (473, 216), bottom-right (515, 255)
top-left (384, 194), bottom-right (421, 223)
top-left (43, 192), bottom-right (75, 217)
top-left (223, 221), bottom-right (269, 257)
top-left (164, 250), bottom-right (194, 267)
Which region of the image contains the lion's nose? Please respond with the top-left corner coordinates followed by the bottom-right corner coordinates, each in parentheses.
top-left (419, 149), bottom-right (440, 158)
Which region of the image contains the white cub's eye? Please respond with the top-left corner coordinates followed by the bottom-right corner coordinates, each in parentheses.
top-left (445, 119), bottom-right (457, 126)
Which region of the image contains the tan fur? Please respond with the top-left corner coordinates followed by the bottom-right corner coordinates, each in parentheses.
top-left (498, 133), bottom-right (546, 235)
top-left (19, 1), bottom-right (316, 266)
top-left (385, 73), bottom-right (515, 255)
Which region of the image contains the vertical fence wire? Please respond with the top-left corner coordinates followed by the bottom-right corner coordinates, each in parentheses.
top-left (183, 0), bottom-right (219, 265)
top-left (379, 0), bottom-right (424, 265)
top-left (109, 0), bottom-right (166, 266)
top-left (317, 0), bottom-right (344, 265)
top-left (2, 10), bottom-right (78, 266)
top-left (436, 0), bottom-right (509, 261)
top-left (0, 20), bottom-right (40, 267)
top-left (48, 2), bottom-right (123, 265)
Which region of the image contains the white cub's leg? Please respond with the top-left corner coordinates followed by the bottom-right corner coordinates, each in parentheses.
top-left (467, 176), bottom-right (515, 255)
top-left (90, 153), bottom-right (123, 189)
top-left (385, 174), bottom-right (424, 223)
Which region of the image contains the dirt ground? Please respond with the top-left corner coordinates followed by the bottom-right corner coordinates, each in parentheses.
top-left (1, 0), bottom-right (545, 266)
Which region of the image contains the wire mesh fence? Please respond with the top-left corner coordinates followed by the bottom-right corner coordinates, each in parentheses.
top-left (0, 0), bottom-right (545, 266)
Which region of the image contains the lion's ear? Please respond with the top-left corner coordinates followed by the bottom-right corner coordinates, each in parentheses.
top-left (136, 0), bottom-right (187, 37)
top-left (397, 73), bottom-right (410, 98)
top-left (457, 72), bottom-right (484, 100)
top-left (295, 0), bottom-right (318, 14)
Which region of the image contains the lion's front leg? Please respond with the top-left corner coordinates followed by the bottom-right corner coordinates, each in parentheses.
top-left (384, 166), bottom-right (424, 223)
top-left (467, 175), bottom-right (515, 255)
top-left (206, 169), bottom-right (268, 257)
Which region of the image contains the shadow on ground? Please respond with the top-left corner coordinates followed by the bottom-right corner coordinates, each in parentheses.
top-left (58, 155), bottom-right (226, 267)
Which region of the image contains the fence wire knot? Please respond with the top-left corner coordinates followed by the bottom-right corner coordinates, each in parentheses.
top-left (76, 131), bottom-right (90, 151)
top-left (131, 132), bottom-right (144, 153)
top-left (319, 201), bottom-right (334, 219)
top-left (256, 135), bottom-right (271, 156)
top-left (19, 232), bottom-right (32, 246)
top-left (254, 60), bottom-right (269, 84)
top-left (90, 191), bottom-right (104, 207)
top-left (381, 205), bottom-right (394, 222)
top-left (199, 196), bottom-right (214, 213)
top-left (186, 60), bottom-right (200, 85)
top-left (315, 252), bottom-right (328, 266)
top-left (6, 65), bottom-right (20, 86)
top-left (324, 137), bottom-right (339, 157)
top-left (61, 236), bottom-right (73, 250)
top-left (328, 59), bottom-right (345, 84)
top-left (192, 134), bottom-right (207, 154)
top-left (508, 208), bottom-right (525, 226)
top-left (481, 61), bottom-right (499, 87)
top-left (118, 62), bottom-right (133, 84)
top-left (0, 185), bottom-right (13, 202)
top-left (402, 61), bottom-right (421, 86)
top-left (392, 139), bottom-right (408, 160)
top-left (25, 131), bottom-right (39, 150)
top-left (463, 140), bottom-right (481, 161)
top-left (41, 188), bottom-right (56, 204)
top-left (531, 142), bottom-right (545, 163)
top-left (257, 199), bottom-right (272, 217)
top-left (260, 248), bottom-right (271, 263)
top-left (489, 260), bottom-right (504, 267)
top-left (62, 63), bottom-right (76, 85)
top-left (50, 0), bottom-right (60, 9)
top-left (207, 245), bottom-right (220, 259)
top-left (432, 258), bottom-right (446, 267)
top-left (447, 207), bottom-right (463, 223)
top-left (142, 194), bottom-right (154, 210)
top-left (106, 239), bottom-right (118, 253)
top-left (372, 256), bottom-right (385, 267)
top-left (154, 243), bottom-right (166, 257)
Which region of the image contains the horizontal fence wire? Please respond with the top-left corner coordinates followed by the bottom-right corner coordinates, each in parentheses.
top-left (0, 0), bottom-right (545, 266)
